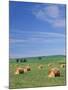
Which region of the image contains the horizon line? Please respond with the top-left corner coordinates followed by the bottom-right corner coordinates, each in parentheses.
top-left (9, 54), bottom-right (66, 59)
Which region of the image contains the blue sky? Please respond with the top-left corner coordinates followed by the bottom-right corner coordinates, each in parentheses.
top-left (9, 1), bottom-right (66, 58)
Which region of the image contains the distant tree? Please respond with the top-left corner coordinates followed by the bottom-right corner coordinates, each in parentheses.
top-left (20, 59), bottom-right (23, 63)
top-left (38, 57), bottom-right (42, 60)
top-left (16, 59), bottom-right (19, 63)
top-left (23, 58), bottom-right (27, 62)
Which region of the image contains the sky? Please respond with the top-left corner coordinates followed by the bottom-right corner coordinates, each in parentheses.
top-left (9, 1), bottom-right (66, 58)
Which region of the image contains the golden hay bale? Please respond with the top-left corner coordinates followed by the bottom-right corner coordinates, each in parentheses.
top-left (15, 70), bottom-right (19, 75)
top-left (38, 65), bottom-right (43, 69)
top-left (48, 63), bottom-right (52, 67)
top-left (19, 68), bottom-right (24, 74)
top-left (23, 68), bottom-right (28, 73)
top-left (15, 67), bottom-right (24, 75)
top-left (48, 71), bottom-right (55, 77)
top-left (15, 67), bottom-right (20, 75)
top-left (25, 66), bottom-right (31, 71)
top-left (60, 64), bottom-right (65, 68)
top-left (48, 68), bottom-right (60, 78)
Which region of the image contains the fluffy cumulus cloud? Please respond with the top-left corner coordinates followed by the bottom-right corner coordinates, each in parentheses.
top-left (33, 4), bottom-right (66, 28)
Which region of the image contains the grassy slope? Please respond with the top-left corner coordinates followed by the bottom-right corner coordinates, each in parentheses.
top-left (9, 55), bottom-right (66, 89)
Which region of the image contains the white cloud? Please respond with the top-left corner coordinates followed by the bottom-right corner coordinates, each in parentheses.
top-left (10, 39), bottom-right (27, 43)
top-left (53, 19), bottom-right (65, 27)
top-left (44, 5), bottom-right (60, 18)
top-left (10, 31), bottom-right (65, 44)
top-left (33, 5), bottom-right (65, 28)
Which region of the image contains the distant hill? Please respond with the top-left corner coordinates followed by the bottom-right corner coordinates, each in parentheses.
top-left (9, 55), bottom-right (65, 60)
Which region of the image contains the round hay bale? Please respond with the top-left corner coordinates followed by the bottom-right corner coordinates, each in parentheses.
top-left (25, 66), bottom-right (31, 71)
top-left (48, 71), bottom-right (55, 77)
top-left (15, 67), bottom-right (24, 74)
top-left (38, 65), bottom-right (43, 69)
top-left (48, 68), bottom-right (60, 77)
top-left (24, 68), bottom-right (28, 73)
top-left (19, 68), bottom-right (24, 74)
top-left (48, 63), bottom-right (52, 67)
top-left (15, 70), bottom-right (19, 75)
top-left (60, 64), bottom-right (65, 68)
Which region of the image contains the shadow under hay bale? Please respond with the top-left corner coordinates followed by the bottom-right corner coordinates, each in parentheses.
top-left (19, 69), bottom-right (24, 74)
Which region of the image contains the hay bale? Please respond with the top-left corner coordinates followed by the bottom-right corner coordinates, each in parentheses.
top-left (48, 63), bottom-right (52, 67)
top-left (25, 65), bottom-right (31, 71)
top-left (48, 68), bottom-right (60, 77)
top-left (15, 67), bottom-right (24, 75)
top-left (15, 70), bottom-right (19, 75)
top-left (38, 65), bottom-right (43, 69)
top-left (60, 64), bottom-right (65, 68)
top-left (48, 71), bottom-right (55, 77)
top-left (23, 68), bottom-right (28, 73)
top-left (19, 68), bottom-right (24, 74)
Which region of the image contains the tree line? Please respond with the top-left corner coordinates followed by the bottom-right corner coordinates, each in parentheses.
top-left (16, 56), bottom-right (42, 63)
top-left (16, 58), bottom-right (27, 63)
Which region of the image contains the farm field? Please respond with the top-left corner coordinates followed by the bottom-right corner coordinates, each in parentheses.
top-left (9, 55), bottom-right (66, 89)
